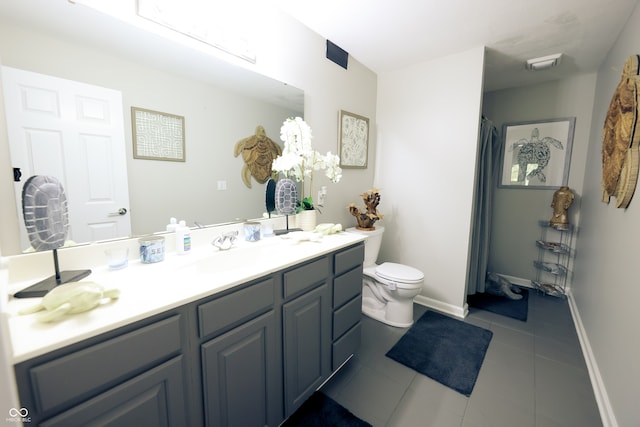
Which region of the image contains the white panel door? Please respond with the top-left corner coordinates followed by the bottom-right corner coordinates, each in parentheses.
top-left (1, 66), bottom-right (131, 251)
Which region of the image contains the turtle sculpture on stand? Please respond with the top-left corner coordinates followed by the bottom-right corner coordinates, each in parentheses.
top-left (234, 125), bottom-right (282, 188)
top-left (348, 189), bottom-right (383, 230)
top-left (15, 175), bottom-right (91, 298)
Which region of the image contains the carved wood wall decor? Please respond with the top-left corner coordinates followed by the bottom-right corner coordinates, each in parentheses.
top-left (234, 125), bottom-right (282, 189)
top-left (602, 54), bottom-right (640, 208)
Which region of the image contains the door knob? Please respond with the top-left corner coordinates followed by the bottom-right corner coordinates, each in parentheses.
top-left (108, 208), bottom-right (128, 216)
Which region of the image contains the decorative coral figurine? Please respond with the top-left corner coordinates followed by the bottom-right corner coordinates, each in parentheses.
top-left (349, 189), bottom-right (384, 230)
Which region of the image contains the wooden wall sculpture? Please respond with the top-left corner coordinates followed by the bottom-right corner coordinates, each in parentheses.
top-left (234, 126), bottom-right (282, 189)
top-left (602, 55), bottom-right (640, 208)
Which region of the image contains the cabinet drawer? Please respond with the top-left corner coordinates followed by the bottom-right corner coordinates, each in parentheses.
top-left (332, 322), bottom-right (361, 371)
top-left (40, 356), bottom-right (187, 427)
top-left (333, 295), bottom-right (362, 340)
top-left (28, 315), bottom-right (182, 414)
top-left (333, 266), bottom-right (363, 308)
top-left (283, 257), bottom-right (329, 299)
top-left (198, 278), bottom-right (275, 339)
top-left (334, 244), bottom-right (364, 276)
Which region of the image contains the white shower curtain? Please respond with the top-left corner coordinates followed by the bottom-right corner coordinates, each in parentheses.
top-left (467, 116), bottom-right (498, 295)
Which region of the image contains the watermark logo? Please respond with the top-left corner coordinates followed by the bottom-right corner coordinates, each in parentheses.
top-left (6, 407), bottom-right (31, 423)
top-left (8, 409), bottom-right (27, 418)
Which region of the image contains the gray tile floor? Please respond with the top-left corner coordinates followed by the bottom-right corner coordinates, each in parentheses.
top-left (320, 291), bottom-right (602, 427)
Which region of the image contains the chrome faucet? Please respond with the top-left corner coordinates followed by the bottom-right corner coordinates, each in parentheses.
top-left (211, 230), bottom-right (238, 250)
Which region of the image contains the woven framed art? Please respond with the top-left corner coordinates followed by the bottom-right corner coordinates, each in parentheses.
top-left (132, 107), bottom-right (185, 162)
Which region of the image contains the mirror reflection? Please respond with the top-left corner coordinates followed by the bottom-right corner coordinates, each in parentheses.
top-left (0, 0), bottom-right (303, 255)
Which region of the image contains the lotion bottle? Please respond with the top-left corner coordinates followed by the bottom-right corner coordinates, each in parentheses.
top-left (175, 220), bottom-right (191, 254)
top-left (166, 217), bottom-right (178, 232)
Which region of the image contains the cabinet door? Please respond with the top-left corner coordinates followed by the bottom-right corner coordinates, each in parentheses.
top-left (201, 311), bottom-right (281, 427)
top-left (40, 356), bottom-right (187, 427)
top-left (282, 282), bottom-right (331, 417)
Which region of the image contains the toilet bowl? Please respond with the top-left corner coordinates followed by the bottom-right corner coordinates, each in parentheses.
top-left (347, 227), bottom-right (424, 327)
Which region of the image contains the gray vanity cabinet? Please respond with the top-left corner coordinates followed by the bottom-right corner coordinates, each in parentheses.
top-left (282, 288), bottom-right (330, 415)
top-left (13, 242), bottom-right (365, 427)
top-left (201, 312), bottom-right (279, 427)
top-left (197, 277), bottom-right (282, 427)
top-left (282, 257), bottom-right (332, 416)
top-left (280, 243), bottom-right (364, 417)
top-left (13, 310), bottom-right (190, 426)
top-left (36, 356), bottom-right (186, 427)
top-left (331, 244), bottom-right (365, 370)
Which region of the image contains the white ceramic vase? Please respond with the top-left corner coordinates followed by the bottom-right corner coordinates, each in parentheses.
top-left (296, 209), bottom-right (317, 231)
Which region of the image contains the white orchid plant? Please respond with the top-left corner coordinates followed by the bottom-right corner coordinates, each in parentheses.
top-left (272, 117), bottom-right (342, 211)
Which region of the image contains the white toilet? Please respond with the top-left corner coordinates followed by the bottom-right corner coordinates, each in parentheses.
top-left (347, 227), bottom-right (424, 327)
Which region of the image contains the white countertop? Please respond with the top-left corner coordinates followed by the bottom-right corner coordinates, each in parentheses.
top-left (3, 231), bottom-right (366, 364)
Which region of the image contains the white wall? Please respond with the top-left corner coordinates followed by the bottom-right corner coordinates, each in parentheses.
top-left (376, 47), bottom-right (485, 316)
top-left (571, 2), bottom-right (640, 426)
top-left (483, 74), bottom-right (598, 285)
top-left (250, 6), bottom-right (378, 227)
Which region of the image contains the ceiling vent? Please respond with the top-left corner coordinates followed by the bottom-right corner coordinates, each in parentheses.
top-left (525, 53), bottom-right (563, 71)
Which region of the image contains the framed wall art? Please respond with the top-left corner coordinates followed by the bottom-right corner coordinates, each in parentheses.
top-left (499, 117), bottom-right (575, 189)
top-left (339, 110), bottom-right (369, 168)
top-left (132, 107), bottom-right (185, 161)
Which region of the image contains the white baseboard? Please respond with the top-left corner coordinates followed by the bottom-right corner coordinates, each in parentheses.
top-left (414, 294), bottom-right (468, 319)
top-left (566, 290), bottom-right (618, 427)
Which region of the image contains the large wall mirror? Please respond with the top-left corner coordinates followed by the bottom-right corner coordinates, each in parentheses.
top-left (0, 0), bottom-right (303, 255)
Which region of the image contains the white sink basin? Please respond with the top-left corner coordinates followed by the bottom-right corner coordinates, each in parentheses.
top-left (175, 242), bottom-right (280, 276)
top-left (169, 232), bottom-right (324, 279)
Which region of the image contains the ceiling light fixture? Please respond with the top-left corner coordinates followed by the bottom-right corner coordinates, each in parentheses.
top-left (525, 53), bottom-right (563, 71)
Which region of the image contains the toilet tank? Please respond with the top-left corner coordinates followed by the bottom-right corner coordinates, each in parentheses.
top-left (346, 226), bottom-right (384, 267)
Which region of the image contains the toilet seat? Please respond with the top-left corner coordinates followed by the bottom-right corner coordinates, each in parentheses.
top-left (364, 262), bottom-right (424, 289)
top-left (376, 262), bottom-right (424, 283)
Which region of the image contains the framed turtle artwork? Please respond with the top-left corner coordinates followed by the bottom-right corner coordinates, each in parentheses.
top-left (498, 117), bottom-right (576, 189)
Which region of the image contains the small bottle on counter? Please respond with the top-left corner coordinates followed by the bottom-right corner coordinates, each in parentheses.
top-left (175, 220), bottom-right (191, 255)
top-left (166, 217), bottom-right (178, 232)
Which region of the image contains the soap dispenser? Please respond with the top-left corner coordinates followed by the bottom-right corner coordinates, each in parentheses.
top-left (175, 220), bottom-right (191, 254)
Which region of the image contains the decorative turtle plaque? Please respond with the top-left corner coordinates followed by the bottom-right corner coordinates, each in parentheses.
top-left (234, 125), bottom-right (282, 188)
top-left (602, 55), bottom-right (640, 208)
